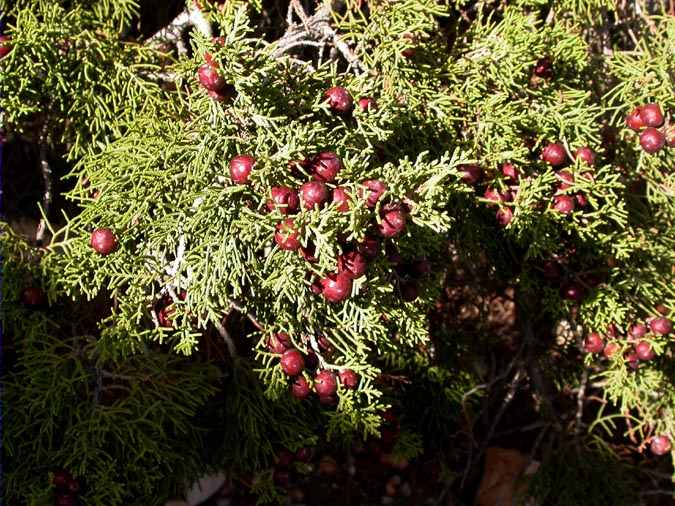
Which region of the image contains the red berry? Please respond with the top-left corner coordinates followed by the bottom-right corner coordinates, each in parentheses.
top-left (229, 155), bottom-right (255, 184)
top-left (358, 236), bottom-right (380, 259)
top-left (458, 164), bottom-right (482, 185)
top-left (90, 227), bottom-right (117, 255)
top-left (400, 280), bottom-right (419, 302)
top-left (650, 435), bottom-right (672, 456)
top-left (553, 195), bottom-right (575, 214)
top-left (483, 188), bottom-right (504, 203)
top-left (583, 332), bottom-right (604, 353)
top-left (339, 369), bottom-right (359, 389)
top-left (560, 283), bottom-right (585, 301)
top-left (295, 447), bottom-right (313, 462)
top-left (320, 272), bottom-right (352, 303)
top-left (277, 449), bottom-right (295, 467)
top-left (0, 35), bottom-right (11, 59)
top-left (542, 260), bottom-right (562, 280)
top-left (635, 340), bottom-right (655, 361)
top-left (299, 244), bottom-right (317, 263)
top-left (495, 207), bottom-right (513, 226)
top-left (358, 96), bottom-right (377, 112)
top-left (291, 376), bottom-right (311, 399)
top-left (629, 323), bottom-right (647, 340)
top-left (332, 187), bottom-right (351, 212)
top-left (649, 317), bottom-right (672, 335)
top-left (639, 127), bottom-right (665, 154)
top-left (314, 370), bottom-right (337, 396)
top-left (541, 143), bottom-right (567, 166)
top-left (319, 394), bottom-right (337, 406)
top-left (556, 170), bottom-right (574, 191)
top-left (268, 332), bottom-right (291, 354)
top-left (501, 162), bottom-right (519, 183)
top-left (21, 287), bottom-right (47, 307)
top-left (533, 56), bottom-right (553, 78)
top-left (378, 207), bottom-right (406, 238)
top-left (640, 103), bottom-right (664, 128)
top-left (53, 470), bottom-right (72, 489)
top-left (575, 193), bottom-right (588, 208)
top-left (625, 107), bottom-right (645, 131)
top-left (624, 350), bottom-right (639, 369)
top-left (338, 251), bottom-right (367, 279)
top-left (274, 219), bottom-right (301, 251)
top-left (656, 304), bottom-right (669, 315)
top-left (300, 181), bottom-right (329, 209)
top-left (311, 152), bottom-right (342, 182)
top-left (309, 277), bottom-right (323, 295)
top-left (324, 86), bottom-right (353, 114)
top-left (207, 86), bottom-right (234, 102)
top-left (280, 349), bottom-right (305, 376)
top-left (197, 63), bottom-right (226, 92)
top-left (574, 147), bottom-right (596, 166)
top-left (361, 180), bottom-right (387, 208)
top-left (603, 342), bottom-right (620, 358)
top-left (157, 304), bottom-right (176, 328)
top-left (267, 187), bottom-right (299, 215)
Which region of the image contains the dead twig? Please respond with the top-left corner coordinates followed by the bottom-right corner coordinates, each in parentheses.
top-left (36, 122), bottom-right (51, 246)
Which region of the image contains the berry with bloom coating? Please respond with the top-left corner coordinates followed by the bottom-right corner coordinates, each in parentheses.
top-left (324, 86), bottom-right (353, 114)
top-left (635, 341), bottom-right (655, 361)
top-left (378, 207), bottom-right (406, 238)
top-left (268, 332), bottom-right (291, 354)
top-left (311, 152), bottom-right (342, 182)
top-left (361, 180), bottom-right (387, 208)
top-left (300, 181), bottom-right (329, 209)
top-left (320, 273), bottom-right (353, 303)
top-left (584, 332), bottom-right (604, 353)
top-left (603, 342), bottom-right (620, 358)
top-left (197, 63), bottom-right (226, 92)
top-left (338, 251), bottom-right (367, 279)
top-left (553, 195), bottom-right (575, 214)
top-left (640, 103), bottom-right (664, 128)
top-left (332, 187), bottom-right (351, 212)
top-left (560, 283), bottom-right (585, 302)
top-left (496, 207), bottom-right (513, 226)
top-left (90, 227), bottom-right (117, 255)
top-left (533, 56), bottom-right (553, 78)
top-left (274, 219), bottom-right (301, 251)
top-left (358, 96), bottom-right (377, 112)
top-left (649, 317), bottom-right (672, 336)
top-left (280, 349), bottom-right (305, 376)
top-left (314, 370), bottom-right (338, 396)
top-left (625, 107), bottom-right (645, 131)
top-left (458, 164), bottom-right (482, 185)
top-left (229, 155), bottom-right (255, 184)
top-left (0, 35), bottom-right (11, 59)
top-left (358, 236), bottom-right (380, 259)
top-left (267, 186), bottom-right (299, 215)
top-left (629, 323), bottom-right (647, 340)
top-left (574, 147), bottom-right (596, 166)
top-left (291, 376), bottom-right (311, 399)
top-left (339, 369), bottom-right (359, 389)
top-left (650, 436), bottom-right (672, 456)
top-left (541, 143), bottom-right (567, 166)
top-left (639, 128), bottom-right (665, 154)
top-left (501, 162), bottom-right (519, 183)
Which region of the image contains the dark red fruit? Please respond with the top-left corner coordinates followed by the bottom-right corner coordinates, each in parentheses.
top-left (90, 227), bottom-right (117, 255)
top-left (268, 332), bottom-right (291, 354)
top-left (280, 349), bottom-right (305, 376)
top-left (267, 187), bottom-right (299, 215)
top-left (299, 244), bottom-right (317, 263)
top-left (0, 35), bottom-right (11, 59)
top-left (556, 170), bottom-right (574, 190)
top-left (53, 470), bottom-right (72, 489)
top-left (361, 180), bottom-right (387, 208)
top-left (309, 277), bottom-right (323, 295)
top-left (358, 96), bottom-right (377, 112)
top-left (495, 207), bottom-right (513, 226)
top-left (305, 351), bottom-right (319, 371)
top-left (300, 181), bottom-right (329, 209)
top-left (639, 127), bottom-right (665, 154)
top-left (624, 350), bottom-right (640, 369)
top-left (574, 147), bottom-right (596, 166)
top-left (358, 236), bottom-right (380, 259)
top-left (541, 143), bottom-right (567, 166)
top-left (635, 341), bottom-right (655, 361)
top-left (649, 317), bottom-right (672, 335)
top-left (229, 155), bottom-right (255, 184)
top-left (320, 273), bottom-right (353, 303)
top-left (291, 376), bottom-right (311, 399)
top-left (338, 251), bottom-right (367, 279)
top-left (501, 162), bottom-right (519, 183)
top-left (553, 195), bottom-right (575, 214)
top-left (484, 188), bottom-right (504, 203)
top-left (560, 283), bottom-right (585, 302)
top-left (207, 88), bottom-right (230, 102)
top-left (324, 86), bottom-right (353, 114)
top-left (583, 332), bottom-right (604, 353)
top-left (277, 449), bottom-right (295, 467)
top-left (533, 56), bottom-right (553, 78)
top-left (378, 207), bottom-right (406, 238)
top-left (332, 187), bottom-right (351, 212)
top-left (629, 323), bottom-right (647, 340)
top-left (575, 193), bottom-right (588, 208)
top-left (339, 369), bottom-right (359, 389)
top-left (603, 342), bottom-right (620, 358)
top-left (400, 280), bottom-right (419, 302)
top-left (410, 258), bottom-right (432, 277)
top-left (319, 395), bottom-right (337, 406)
top-left (295, 447), bottom-right (313, 462)
top-left (311, 152), bottom-right (342, 182)
top-left (625, 107), bottom-right (645, 131)
top-left (458, 164), bottom-right (482, 185)
top-left (314, 370), bottom-right (338, 396)
top-left (656, 304), bottom-right (669, 315)
top-left (157, 304), bottom-right (176, 328)
top-left (650, 436), bottom-right (672, 456)
top-left (542, 260), bottom-right (562, 280)
top-left (21, 287), bottom-right (47, 307)
top-left (640, 103), bottom-right (664, 128)
top-left (197, 63), bottom-right (226, 92)
top-left (274, 219), bottom-right (301, 251)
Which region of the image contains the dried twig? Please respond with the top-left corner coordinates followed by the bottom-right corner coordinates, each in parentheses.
top-left (214, 318), bottom-right (237, 358)
top-left (35, 123), bottom-right (52, 246)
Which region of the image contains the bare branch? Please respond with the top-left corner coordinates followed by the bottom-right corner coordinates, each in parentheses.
top-left (214, 318), bottom-right (237, 358)
top-left (36, 122), bottom-right (52, 246)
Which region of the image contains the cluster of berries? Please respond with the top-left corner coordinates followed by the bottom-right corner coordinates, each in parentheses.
top-left (625, 103), bottom-right (674, 154)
